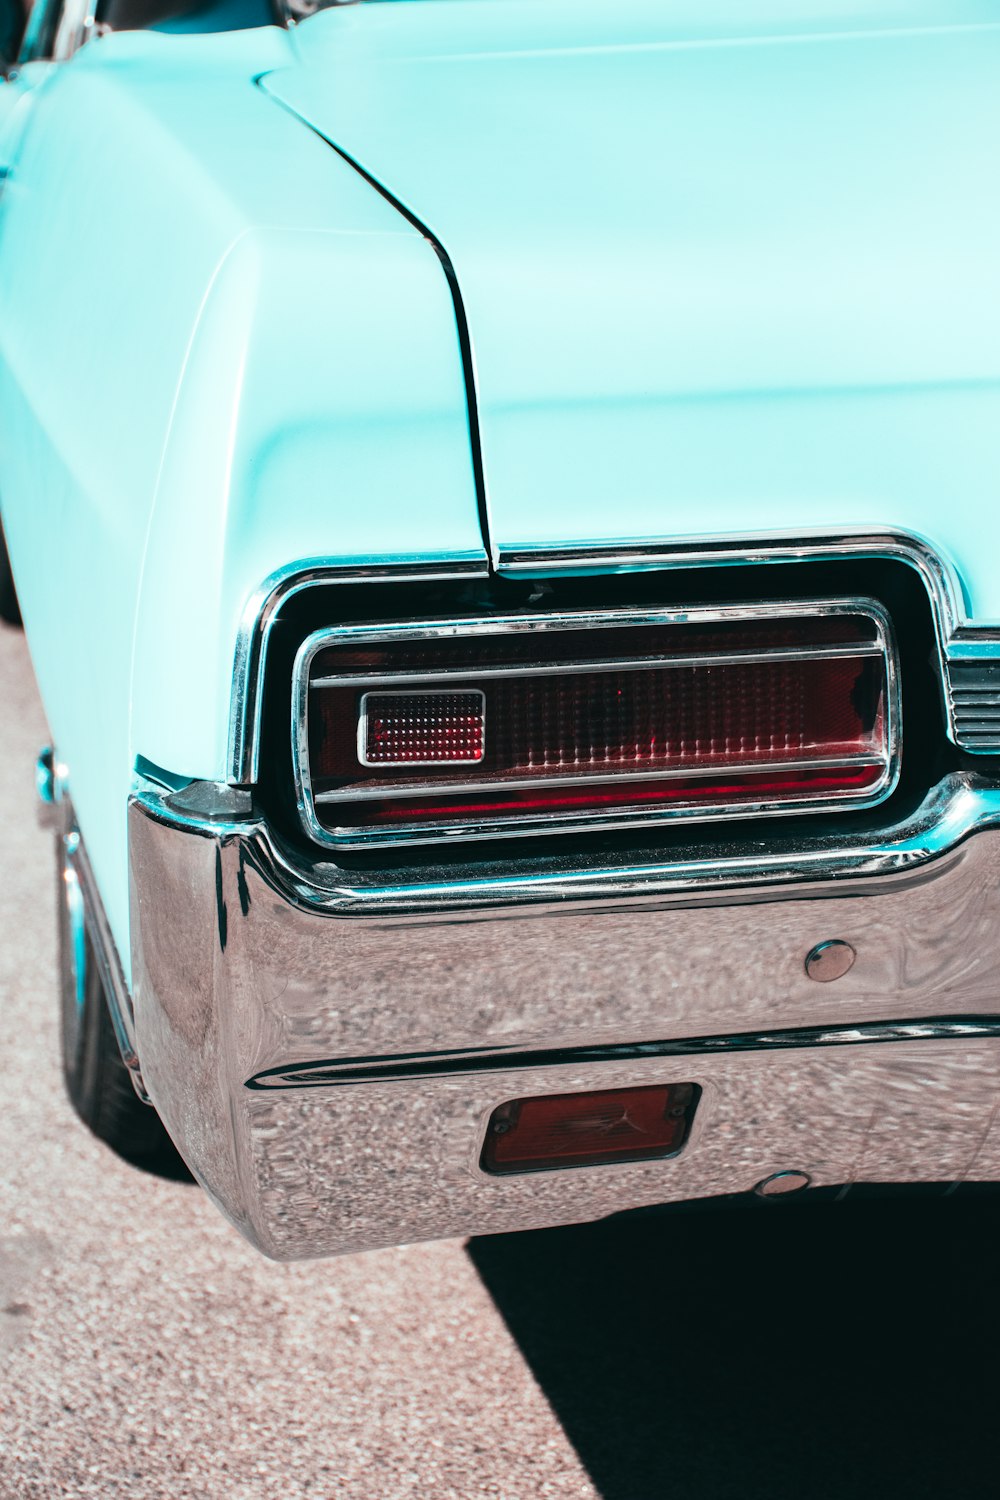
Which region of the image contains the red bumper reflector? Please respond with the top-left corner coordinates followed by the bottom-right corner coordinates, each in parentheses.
top-left (481, 1082), bottom-right (699, 1175)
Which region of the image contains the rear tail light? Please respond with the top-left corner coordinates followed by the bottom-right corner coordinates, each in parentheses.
top-left (481, 1082), bottom-right (699, 1174)
top-left (359, 689), bottom-right (486, 765)
top-left (293, 600), bottom-right (899, 848)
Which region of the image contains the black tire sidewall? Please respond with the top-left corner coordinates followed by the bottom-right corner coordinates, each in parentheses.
top-left (0, 514), bottom-right (22, 627)
top-left (54, 829), bottom-right (190, 1179)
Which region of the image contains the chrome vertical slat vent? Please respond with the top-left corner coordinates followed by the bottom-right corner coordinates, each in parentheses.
top-left (947, 658), bottom-right (1000, 753)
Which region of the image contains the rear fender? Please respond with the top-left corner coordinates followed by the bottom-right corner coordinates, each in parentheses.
top-left (0, 33), bottom-right (483, 974)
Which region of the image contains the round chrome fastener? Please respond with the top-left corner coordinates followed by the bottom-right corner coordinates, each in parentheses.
top-left (755, 1171), bottom-right (812, 1199)
top-left (805, 939), bottom-right (856, 982)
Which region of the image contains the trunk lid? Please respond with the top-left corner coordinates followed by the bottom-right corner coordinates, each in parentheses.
top-left (263, 0), bottom-right (1000, 587)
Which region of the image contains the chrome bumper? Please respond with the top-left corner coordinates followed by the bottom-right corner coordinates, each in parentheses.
top-left (129, 773), bottom-right (1000, 1260)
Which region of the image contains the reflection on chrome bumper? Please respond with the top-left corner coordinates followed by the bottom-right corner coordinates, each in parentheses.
top-left (129, 773), bottom-right (1000, 1260)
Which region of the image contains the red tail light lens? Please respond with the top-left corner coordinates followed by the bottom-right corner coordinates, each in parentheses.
top-left (481, 1082), bottom-right (698, 1174)
top-left (295, 602), bottom-right (899, 846)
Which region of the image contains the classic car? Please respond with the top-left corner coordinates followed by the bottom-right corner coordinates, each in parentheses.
top-left (2, 0), bottom-right (1000, 1261)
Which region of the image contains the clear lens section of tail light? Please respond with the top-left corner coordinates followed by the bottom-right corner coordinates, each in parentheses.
top-left (359, 690), bottom-right (486, 765)
top-left (294, 602), bottom-right (899, 846)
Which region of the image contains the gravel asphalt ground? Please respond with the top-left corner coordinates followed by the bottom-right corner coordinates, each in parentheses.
top-left (3, 617), bottom-right (1000, 1500)
top-left (0, 623), bottom-right (596, 1500)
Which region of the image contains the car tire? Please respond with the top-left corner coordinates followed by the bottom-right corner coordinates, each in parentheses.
top-left (0, 515), bottom-right (22, 627)
top-left (57, 829), bottom-right (191, 1180)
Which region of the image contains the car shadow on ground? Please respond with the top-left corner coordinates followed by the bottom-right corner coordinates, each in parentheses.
top-left (468, 1187), bottom-right (1000, 1500)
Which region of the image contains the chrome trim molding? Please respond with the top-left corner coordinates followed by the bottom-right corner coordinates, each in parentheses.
top-left (245, 1016), bottom-right (1000, 1091)
top-left (292, 597), bottom-right (900, 850)
top-left (227, 554), bottom-right (489, 786)
top-left (61, 832), bottom-right (88, 1059)
top-left (312, 752), bottom-right (887, 806)
top-left (495, 527), bottom-right (965, 640)
top-left (65, 816), bottom-right (149, 1103)
top-left (227, 531), bottom-right (1000, 805)
top-left (36, 758), bottom-right (147, 1096)
top-left (313, 639), bottom-right (886, 689)
top-left (131, 770), bottom-right (1000, 920)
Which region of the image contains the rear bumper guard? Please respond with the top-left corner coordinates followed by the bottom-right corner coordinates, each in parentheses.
top-left (128, 771), bottom-right (1000, 1259)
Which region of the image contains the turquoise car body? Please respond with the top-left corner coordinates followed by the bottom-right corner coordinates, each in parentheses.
top-left (3, 0), bottom-right (1000, 1256)
top-left (3, 0), bottom-right (1000, 969)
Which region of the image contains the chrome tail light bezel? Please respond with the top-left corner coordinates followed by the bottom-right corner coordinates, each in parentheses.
top-left (291, 598), bottom-right (901, 851)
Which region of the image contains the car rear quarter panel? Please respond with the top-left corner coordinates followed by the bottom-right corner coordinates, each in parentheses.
top-left (0, 31), bottom-right (483, 971)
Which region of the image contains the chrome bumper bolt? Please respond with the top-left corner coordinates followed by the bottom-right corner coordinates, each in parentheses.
top-left (755, 1171), bottom-right (812, 1198)
top-left (805, 939), bottom-right (856, 982)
